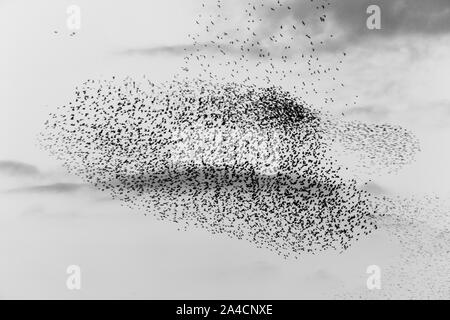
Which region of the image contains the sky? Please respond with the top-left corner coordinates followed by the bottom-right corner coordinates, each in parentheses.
top-left (0, 0), bottom-right (449, 298)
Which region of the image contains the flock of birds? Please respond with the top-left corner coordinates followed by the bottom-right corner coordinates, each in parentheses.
top-left (40, 0), bottom-right (450, 299)
top-left (39, 69), bottom-right (418, 257)
top-left (40, 77), bottom-right (381, 256)
top-left (39, 0), bottom-right (421, 256)
top-left (179, 0), bottom-right (358, 108)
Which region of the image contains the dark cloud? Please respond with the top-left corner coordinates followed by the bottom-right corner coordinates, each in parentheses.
top-left (123, 0), bottom-right (450, 58)
top-left (120, 43), bottom-right (241, 57)
top-left (5, 183), bottom-right (88, 194)
top-left (264, 0), bottom-right (450, 49)
top-left (0, 160), bottom-right (40, 176)
top-left (122, 44), bottom-right (194, 56)
top-left (336, 0), bottom-right (450, 35)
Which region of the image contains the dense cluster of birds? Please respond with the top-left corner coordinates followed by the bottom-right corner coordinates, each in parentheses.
top-left (40, 0), bottom-right (423, 262)
top-left (177, 0), bottom-right (420, 175)
top-left (39, 77), bottom-right (393, 256)
top-left (323, 119), bottom-right (420, 176)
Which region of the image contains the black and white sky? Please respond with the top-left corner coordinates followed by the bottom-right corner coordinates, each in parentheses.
top-left (0, 0), bottom-right (449, 299)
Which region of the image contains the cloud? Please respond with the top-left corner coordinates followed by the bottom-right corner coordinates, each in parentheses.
top-left (122, 0), bottom-right (450, 58)
top-left (346, 100), bottom-right (450, 127)
top-left (122, 44), bottom-right (195, 56)
top-left (345, 105), bottom-right (390, 117)
top-left (261, 0), bottom-right (450, 49)
top-left (336, 0), bottom-right (450, 35)
top-left (0, 160), bottom-right (40, 177)
top-left (120, 43), bottom-right (242, 58)
top-left (5, 182), bottom-right (88, 194)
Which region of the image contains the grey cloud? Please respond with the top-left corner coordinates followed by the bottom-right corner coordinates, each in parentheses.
top-left (120, 43), bottom-right (242, 57)
top-left (122, 44), bottom-right (194, 56)
top-left (347, 100), bottom-right (450, 126)
top-left (334, 0), bottom-right (450, 35)
top-left (123, 0), bottom-right (450, 58)
top-left (262, 0), bottom-right (450, 49)
top-left (345, 105), bottom-right (391, 119)
top-left (0, 160), bottom-right (40, 176)
top-left (5, 182), bottom-right (88, 194)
